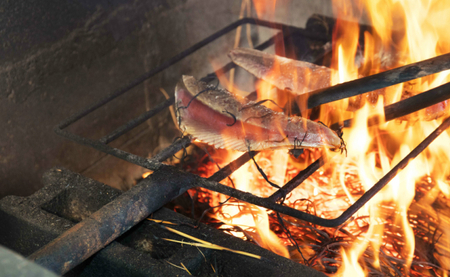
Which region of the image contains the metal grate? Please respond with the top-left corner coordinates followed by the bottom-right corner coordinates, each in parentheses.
top-left (32, 17), bottom-right (450, 275)
top-left (54, 17), bottom-right (450, 227)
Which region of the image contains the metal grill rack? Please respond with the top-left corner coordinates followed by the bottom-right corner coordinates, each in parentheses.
top-left (34, 17), bottom-right (450, 275)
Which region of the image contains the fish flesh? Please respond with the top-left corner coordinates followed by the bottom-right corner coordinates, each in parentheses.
top-left (175, 75), bottom-right (342, 151)
top-left (229, 47), bottom-right (384, 111)
top-left (228, 47), bottom-right (332, 95)
top-left (229, 48), bottom-right (449, 120)
top-left (175, 75), bottom-right (342, 152)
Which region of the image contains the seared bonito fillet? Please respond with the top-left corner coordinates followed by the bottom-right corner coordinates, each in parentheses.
top-left (175, 75), bottom-right (342, 152)
top-left (229, 48), bottom-right (450, 121)
top-left (228, 47), bottom-right (332, 95)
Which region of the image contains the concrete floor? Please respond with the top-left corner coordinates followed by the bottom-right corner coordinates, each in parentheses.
top-left (0, 0), bottom-right (335, 198)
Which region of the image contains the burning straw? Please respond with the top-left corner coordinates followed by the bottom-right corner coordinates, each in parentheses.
top-left (168, 112), bottom-right (450, 276)
top-left (176, 145), bottom-right (450, 276)
top-left (273, 176), bottom-right (450, 276)
top-left (166, 0), bottom-right (450, 275)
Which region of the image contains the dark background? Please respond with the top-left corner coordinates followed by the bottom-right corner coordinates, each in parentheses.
top-left (0, 0), bottom-right (334, 198)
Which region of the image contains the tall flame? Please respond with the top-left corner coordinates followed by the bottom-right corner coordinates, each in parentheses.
top-left (211, 151), bottom-right (290, 259)
top-left (332, 0), bottom-right (450, 275)
top-left (192, 0), bottom-right (450, 275)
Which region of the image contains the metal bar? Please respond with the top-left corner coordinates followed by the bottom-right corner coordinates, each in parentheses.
top-left (29, 165), bottom-right (196, 274)
top-left (385, 82), bottom-right (450, 121)
top-left (208, 151), bottom-right (257, 182)
top-left (55, 126), bottom-right (188, 171)
top-left (331, 81), bottom-right (450, 130)
top-left (98, 31), bottom-right (283, 145)
top-left (57, 18), bottom-right (321, 131)
top-left (268, 157), bottom-right (324, 202)
top-left (54, 128), bottom-right (163, 171)
top-left (200, 116), bottom-right (450, 227)
top-left (59, 122), bottom-right (189, 170)
top-left (34, 117), bottom-right (450, 274)
top-left (151, 136), bottom-right (192, 163)
top-left (303, 52), bottom-right (450, 109)
top-left (99, 96), bottom-right (175, 144)
top-left (28, 153), bottom-right (256, 275)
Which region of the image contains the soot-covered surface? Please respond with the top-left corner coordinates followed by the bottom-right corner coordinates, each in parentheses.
top-left (0, 167), bottom-right (326, 276)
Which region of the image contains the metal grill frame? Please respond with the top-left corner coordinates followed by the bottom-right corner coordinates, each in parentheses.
top-left (54, 17), bottom-right (450, 228)
top-left (33, 17), bottom-right (450, 275)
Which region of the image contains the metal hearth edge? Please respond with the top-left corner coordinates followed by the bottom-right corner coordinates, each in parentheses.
top-left (39, 17), bottom-right (450, 275)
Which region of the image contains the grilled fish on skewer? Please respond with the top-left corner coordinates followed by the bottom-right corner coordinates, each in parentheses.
top-left (175, 75), bottom-right (342, 152)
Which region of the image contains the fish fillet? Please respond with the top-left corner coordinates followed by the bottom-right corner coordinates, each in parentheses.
top-left (228, 47), bottom-right (332, 95)
top-left (230, 48), bottom-right (449, 120)
top-left (175, 75), bottom-right (342, 152)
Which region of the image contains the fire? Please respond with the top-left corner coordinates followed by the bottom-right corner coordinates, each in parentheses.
top-left (252, 0), bottom-right (277, 20)
top-left (331, 0), bottom-right (450, 275)
top-left (193, 149), bottom-right (290, 259)
top-left (180, 0), bottom-right (450, 275)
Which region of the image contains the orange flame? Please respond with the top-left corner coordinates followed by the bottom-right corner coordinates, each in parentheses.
top-left (252, 0), bottom-right (277, 19)
top-left (196, 0), bottom-right (450, 275)
top-left (211, 151), bottom-right (290, 259)
top-left (332, 0), bottom-right (450, 275)
top-left (208, 50), bottom-right (291, 258)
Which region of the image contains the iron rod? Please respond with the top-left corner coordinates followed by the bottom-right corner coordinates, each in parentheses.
top-left (57, 18), bottom-right (319, 130)
top-left (268, 157), bottom-right (324, 202)
top-left (200, 116), bottom-right (450, 227)
top-left (331, 81), bottom-right (450, 130)
top-left (99, 96), bottom-right (175, 144)
top-left (98, 31), bottom-right (283, 145)
top-left (208, 151), bottom-right (257, 182)
top-left (29, 165), bottom-right (196, 274)
top-left (54, 126), bottom-right (185, 171)
top-left (37, 117), bottom-right (450, 275)
top-left (28, 152), bottom-right (255, 274)
top-left (54, 128), bottom-right (162, 170)
top-left (303, 52), bottom-right (450, 109)
top-left (150, 136), bottom-right (192, 163)
top-left (384, 82), bottom-right (450, 121)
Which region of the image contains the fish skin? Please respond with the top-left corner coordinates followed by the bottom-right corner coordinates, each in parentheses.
top-left (228, 47), bottom-right (332, 95)
top-left (175, 75), bottom-right (342, 152)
